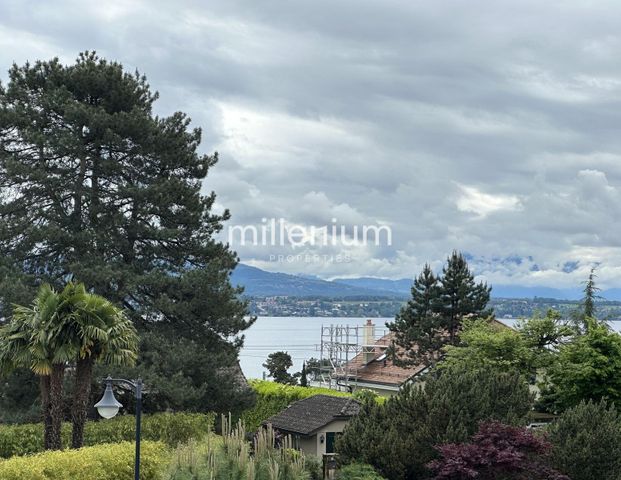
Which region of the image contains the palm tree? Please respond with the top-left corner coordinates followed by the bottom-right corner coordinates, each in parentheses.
top-left (0, 284), bottom-right (73, 450)
top-left (67, 285), bottom-right (138, 448)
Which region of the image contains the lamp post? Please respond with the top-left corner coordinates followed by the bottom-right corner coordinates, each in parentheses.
top-left (95, 376), bottom-right (143, 480)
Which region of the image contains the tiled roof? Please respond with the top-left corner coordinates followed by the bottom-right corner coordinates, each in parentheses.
top-left (343, 319), bottom-right (512, 387)
top-left (343, 332), bottom-right (426, 387)
top-left (264, 394), bottom-right (361, 435)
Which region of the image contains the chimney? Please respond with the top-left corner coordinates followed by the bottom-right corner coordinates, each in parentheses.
top-left (362, 319), bottom-right (375, 365)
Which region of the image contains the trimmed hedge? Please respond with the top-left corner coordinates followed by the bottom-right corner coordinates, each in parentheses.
top-left (0, 441), bottom-right (168, 480)
top-left (240, 380), bottom-right (352, 431)
top-left (0, 412), bottom-right (213, 458)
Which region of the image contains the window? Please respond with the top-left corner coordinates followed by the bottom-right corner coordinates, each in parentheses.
top-left (326, 432), bottom-right (337, 453)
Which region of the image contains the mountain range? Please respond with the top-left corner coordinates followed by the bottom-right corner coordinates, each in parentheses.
top-left (230, 263), bottom-right (621, 300)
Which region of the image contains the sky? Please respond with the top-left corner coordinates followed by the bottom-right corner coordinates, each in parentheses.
top-left (1, 0), bottom-right (621, 288)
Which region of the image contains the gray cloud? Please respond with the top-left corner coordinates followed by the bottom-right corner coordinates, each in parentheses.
top-left (2, 0), bottom-right (621, 287)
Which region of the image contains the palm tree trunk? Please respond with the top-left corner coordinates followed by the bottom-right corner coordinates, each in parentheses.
top-left (71, 356), bottom-right (94, 448)
top-left (48, 364), bottom-right (65, 450)
top-left (40, 375), bottom-right (52, 450)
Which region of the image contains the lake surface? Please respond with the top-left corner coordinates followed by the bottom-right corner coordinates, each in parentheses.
top-left (239, 316), bottom-right (621, 379)
top-left (239, 316), bottom-right (392, 379)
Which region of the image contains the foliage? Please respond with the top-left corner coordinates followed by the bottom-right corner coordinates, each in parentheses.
top-left (304, 358), bottom-right (330, 381)
top-left (547, 399), bottom-right (621, 480)
top-left (101, 331), bottom-right (255, 416)
top-left (428, 421), bottom-right (568, 480)
top-left (337, 463), bottom-right (386, 480)
top-left (541, 319), bottom-right (621, 411)
top-left (0, 52), bottom-right (253, 416)
top-left (166, 416), bottom-right (310, 480)
top-left (0, 367), bottom-right (40, 423)
top-left (387, 264), bottom-right (442, 366)
top-left (388, 252), bottom-right (491, 367)
top-left (263, 351), bottom-right (297, 385)
top-left (337, 368), bottom-right (532, 480)
top-left (441, 318), bottom-right (533, 375)
top-left (240, 380), bottom-right (351, 433)
top-left (516, 309), bottom-right (574, 368)
top-left (0, 441), bottom-right (168, 480)
top-left (0, 412), bottom-right (214, 458)
top-left (299, 362), bottom-right (308, 387)
top-left (351, 389), bottom-right (380, 404)
top-left (0, 283), bottom-right (139, 449)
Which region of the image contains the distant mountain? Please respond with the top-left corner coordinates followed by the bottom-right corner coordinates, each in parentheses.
top-left (332, 277), bottom-right (413, 296)
top-left (231, 264), bottom-right (621, 301)
top-left (491, 285), bottom-right (583, 300)
top-left (230, 264), bottom-right (404, 298)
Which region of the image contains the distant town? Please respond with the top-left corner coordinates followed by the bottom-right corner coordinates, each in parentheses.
top-left (247, 295), bottom-right (621, 320)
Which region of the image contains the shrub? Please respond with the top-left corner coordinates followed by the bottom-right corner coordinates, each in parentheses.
top-left (547, 399), bottom-right (621, 480)
top-left (337, 463), bottom-right (386, 480)
top-left (428, 421), bottom-right (568, 480)
top-left (239, 380), bottom-right (351, 432)
top-left (0, 412), bottom-right (213, 458)
top-left (0, 441), bottom-right (169, 480)
top-left (337, 367), bottom-right (533, 480)
top-left (166, 416), bottom-right (311, 480)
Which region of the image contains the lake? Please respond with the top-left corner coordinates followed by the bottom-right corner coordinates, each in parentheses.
top-left (239, 316), bottom-right (392, 379)
top-left (239, 316), bottom-right (621, 379)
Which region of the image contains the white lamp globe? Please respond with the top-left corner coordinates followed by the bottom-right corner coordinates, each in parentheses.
top-left (95, 383), bottom-right (123, 419)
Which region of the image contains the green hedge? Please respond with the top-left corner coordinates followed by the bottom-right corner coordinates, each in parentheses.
top-left (337, 463), bottom-right (387, 480)
top-left (240, 380), bottom-right (351, 432)
top-left (0, 441), bottom-right (168, 480)
top-left (0, 412), bottom-right (213, 458)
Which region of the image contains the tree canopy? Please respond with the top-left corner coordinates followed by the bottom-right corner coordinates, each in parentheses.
top-left (388, 251), bottom-right (491, 366)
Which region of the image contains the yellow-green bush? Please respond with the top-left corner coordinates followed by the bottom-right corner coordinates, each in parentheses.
top-left (239, 380), bottom-right (352, 432)
top-left (0, 441), bottom-right (169, 480)
top-left (0, 413), bottom-right (213, 458)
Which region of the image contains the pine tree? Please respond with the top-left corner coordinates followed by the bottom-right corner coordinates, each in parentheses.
top-left (263, 351), bottom-right (297, 385)
top-left (573, 267), bottom-right (601, 332)
top-left (387, 264), bottom-right (442, 366)
top-left (388, 253), bottom-right (492, 366)
top-left (438, 251), bottom-right (492, 344)
top-left (0, 52), bottom-right (254, 414)
top-left (300, 361), bottom-right (308, 387)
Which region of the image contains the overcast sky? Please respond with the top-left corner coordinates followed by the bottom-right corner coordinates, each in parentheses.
top-left (2, 0), bottom-right (621, 287)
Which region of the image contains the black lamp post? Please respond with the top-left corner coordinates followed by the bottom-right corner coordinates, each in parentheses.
top-left (95, 376), bottom-right (143, 480)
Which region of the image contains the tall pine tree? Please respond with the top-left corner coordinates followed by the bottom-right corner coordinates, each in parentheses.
top-left (387, 264), bottom-right (442, 366)
top-left (438, 251), bottom-right (492, 344)
top-left (388, 252), bottom-right (491, 366)
top-left (0, 52), bottom-right (254, 413)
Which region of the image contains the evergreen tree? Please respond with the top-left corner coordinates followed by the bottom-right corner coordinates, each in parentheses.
top-left (572, 267), bottom-right (602, 332)
top-left (0, 53), bottom-right (254, 414)
top-left (438, 251), bottom-right (492, 344)
top-left (299, 361), bottom-right (308, 387)
top-left (548, 400), bottom-right (621, 480)
top-left (337, 367), bottom-right (532, 480)
top-left (387, 264), bottom-right (442, 366)
top-left (263, 351), bottom-right (297, 385)
top-left (388, 252), bottom-right (491, 366)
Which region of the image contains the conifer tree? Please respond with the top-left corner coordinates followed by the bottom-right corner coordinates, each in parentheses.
top-left (299, 361), bottom-right (308, 387)
top-left (0, 52), bottom-right (254, 414)
top-left (387, 264), bottom-right (442, 366)
top-left (438, 251), bottom-right (492, 344)
top-left (388, 252), bottom-right (491, 366)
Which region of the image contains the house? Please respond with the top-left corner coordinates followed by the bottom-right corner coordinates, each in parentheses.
top-left (263, 394), bottom-right (361, 456)
top-left (337, 318), bottom-right (513, 397)
top-left (334, 320), bottom-right (427, 397)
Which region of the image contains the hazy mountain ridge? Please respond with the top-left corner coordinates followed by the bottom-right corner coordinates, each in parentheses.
top-left (232, 264), bottom-right (621, 300)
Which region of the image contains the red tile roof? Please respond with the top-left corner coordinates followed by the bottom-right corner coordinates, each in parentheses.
top-left (340, 332), bottom-right (426, 387)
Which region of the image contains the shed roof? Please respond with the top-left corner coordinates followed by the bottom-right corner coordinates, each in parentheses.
top-left (264, 394), bottom-right (361, 436)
